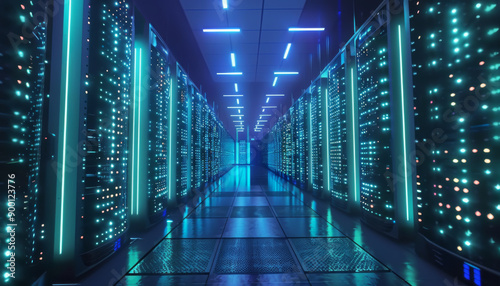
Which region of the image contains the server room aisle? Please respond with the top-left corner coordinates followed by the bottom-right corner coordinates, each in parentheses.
top-left (111, 166), bottom-right (449, 286)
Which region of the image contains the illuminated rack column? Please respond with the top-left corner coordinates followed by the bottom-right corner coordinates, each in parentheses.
top-left (327, 54), bottom-right (351, 211)
top-left (129, 18), bottom-right (173, 228)
top-left (411, 1), bottom-right (500, 284)
top-left (0, 1), bottom-right (51, 283)
top-left (355, 1), bottom-right (415, 238)
top-left (175, 66), bottom-right (191, 201)
top-left (53, 0), bottom-right (133, 277)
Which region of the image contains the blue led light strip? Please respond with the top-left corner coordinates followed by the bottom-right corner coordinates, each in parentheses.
top-left (398, 25), bottom-right (410, 221)
top-left (309, 101), bottom-right (313, 185)
top-left (59, 0), bottom-right (73, 255)
top-left (137, 48), bottom-right (142, 215)
top-left (351, 68), bottom-right (357, 202)
top-left (325, 89), bottom-right (331, 192)
top-left (131, 49), bottom-right (137, 215)
top-left (168, 77), bottom-right (174, 200)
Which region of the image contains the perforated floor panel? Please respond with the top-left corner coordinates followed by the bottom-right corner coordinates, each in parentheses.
top-left (230, 206), bottom-right (274, 218)
top-left (273, 206), bottom-right (320, 217)
top-left (290, 238), bottom-right (388, 273)
top-left (214, 239), bottom-right (301, 274)
top-left (131, 239), bottom-right (218, 274)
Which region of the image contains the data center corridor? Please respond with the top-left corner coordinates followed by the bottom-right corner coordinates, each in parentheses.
top-left (90, 166), bottom-right (451, 286)
top-left (2, 0), bottom-right (499, 285)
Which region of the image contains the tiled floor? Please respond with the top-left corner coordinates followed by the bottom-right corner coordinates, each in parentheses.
top-left (107, 166), bottom-right (454, 285)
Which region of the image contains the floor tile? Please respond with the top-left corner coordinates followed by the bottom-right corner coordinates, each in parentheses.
top-left (223, 218), bottom-right (285, 238)
top-left (206, 274), bottom-right (310, 285)
top-left (131, 239), bottom-right (218, 274)
top-left (230, 206), bottom-right (274, 218)
top-left (278, 217), bottom-right (344, 237)
top-left (118, 275), bottom-right (208, 286)
top-left (167, 218), bottom-right (227, 238)
top-left (213, 239), bottom-right (301, 274)
top-left (236, 192), bottom-right (266, 197)
top-left (233, 196), bottom-right (269, 206)
top-left (210, 192), bottom-right (236, 197)
top-left (307, 272), bottom-right (409, 286)
top-left (187, 206), bottom-right (230, 218)
top-left (201, 197), bottom-right (235, 206)
top-left (273, 206), bottom-right (320, 217)
top-left (267, 196), bottom-right (304, 206)
top-left (289, 238), bottom-right (388, 273)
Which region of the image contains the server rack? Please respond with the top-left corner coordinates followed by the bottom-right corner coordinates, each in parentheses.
top-left (411, 1), bottom-right (500, 284)
top-left (356, 20), bottom-right (395, 234)
top-left (48, 0), bottom-right (133, 278)
top-left (190, 90), bottom-right (204, 192)
top-left (176, 66), bottom-right (190, 201)
top-left (145, 26), bottom-right (171, 223)
top-left (0, 1), bottom-right (52, 283)
top-left (328, 57), bottom-right (349, 211)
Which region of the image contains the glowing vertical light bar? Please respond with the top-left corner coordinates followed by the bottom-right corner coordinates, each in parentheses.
top-left (222, 0), bottom-right (228, 9)
top-left (59, 0), bottom-right (74, 255)
top-left (131, 48), bottom-right (137, 215)
top-left (168, 77), bottom-right (174, 200)
top-left (398, 25), bottom-right (410, 221)
top-left (325, 89), bottom-right (330, 191)
top-left (351, 68), bottom-right (357, 202)
top-left (136, 48), bottom-right (142, 215)
top-left (231, 53), bottom-right (236, 67)
top-left (309, 101), bottom-right (313, 185)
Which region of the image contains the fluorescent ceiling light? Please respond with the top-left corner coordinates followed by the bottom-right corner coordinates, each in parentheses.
top-left (223, 94), bottom-right (243, 97)
top-left (262, 109), bottom-right (265, 112)
top-left (234, 83), bottom-right (238, 92)
top-left (262, 106), bottom-right (277, 108)
top-left (272, 77), bottom-right (278, 87)
top-left (266, 98), bottom-right (270, 103)
top-left (233, 120), bottom-right (244, 123)
top-left (231, 114), bottom-right (244, 117)
top-left (238, 109), bottom-right (241, 114)
top-left (203, 28), bottom-right (241, 33)
top-left (227, 106), bottom-right (243, 109)
top-left (289, 27), bottom-right (325, 32)
top-left (256, 124), bottom-right (264, 127)
top-left (236, 99), bottom-right (240, 104)
top-left (231, 53), bottom-right (236, 67)
top-left (222, 0), bottom-right (228, 9)
top-left (260, 114), bottom-right (271, 117)
top-left (217, 72), bottom-right (243, 76)
top-left (283, 43), bottom-right (292, 59)
top-left (266, 94), bottom-right (285, 97)
top-left (274, 71), bottom-right (299, 75)
top-left (257, 120), bottom-right (268, 122)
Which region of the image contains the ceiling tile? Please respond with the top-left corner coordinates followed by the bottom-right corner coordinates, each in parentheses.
top-left (263, 0), bottom-right (306, 10)
top-left (262, 10), bottom-right (303, 30)
top-left (227, 9), bottom-right (262, 30)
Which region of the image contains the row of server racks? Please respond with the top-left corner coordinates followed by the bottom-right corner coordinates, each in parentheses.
top-left (0, 0), bottom-right (235, 284)
top-left (264, 0), bottom-right (499, 285)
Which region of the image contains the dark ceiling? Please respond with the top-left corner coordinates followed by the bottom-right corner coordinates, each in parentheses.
top-left (134, 0), bottom-right (382, 139)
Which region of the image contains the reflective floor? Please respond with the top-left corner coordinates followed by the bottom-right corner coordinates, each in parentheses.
top-left (83, 166), bottom-right (454, 286)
